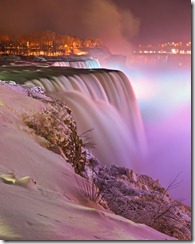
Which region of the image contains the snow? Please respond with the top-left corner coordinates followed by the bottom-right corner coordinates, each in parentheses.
top-left (0, 83), bottom-right (176, 240)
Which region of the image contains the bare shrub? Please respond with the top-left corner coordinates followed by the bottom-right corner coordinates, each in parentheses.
top-left (75, 175), bottom-right (102, 204)
top-left (23, 99), bottom-right (87, 174)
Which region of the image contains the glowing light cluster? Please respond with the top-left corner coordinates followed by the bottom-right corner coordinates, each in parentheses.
top-left (0, 31), bottom-right (102, 56)
top-left (134, 41), bottom-right (191, 55)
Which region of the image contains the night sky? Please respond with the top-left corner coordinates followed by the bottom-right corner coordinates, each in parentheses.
top-left (112, 0), bottom-right (191, 44)
top-left (0, 0), bottom-right (191, 53)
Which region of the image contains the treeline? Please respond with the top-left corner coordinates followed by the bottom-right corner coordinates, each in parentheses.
top-left (0, 30), bottom-right (103, 49)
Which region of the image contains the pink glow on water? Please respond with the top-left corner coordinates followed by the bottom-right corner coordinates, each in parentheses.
top-left (125, 63), bottom-right (191, 205)
top-left (27, 60), bottom-right (191, 206)
top-left (34, 70), bottom-right (147, 171)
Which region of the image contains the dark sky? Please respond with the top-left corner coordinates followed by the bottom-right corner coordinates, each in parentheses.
top-left (0, 0), bottom-right (191, 53)
top-left (112, 0), bottom-right (191, 44)
top-left (113, 0), bottom-right (191, 42)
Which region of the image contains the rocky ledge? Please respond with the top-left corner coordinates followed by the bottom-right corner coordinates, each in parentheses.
top-left (83, 159), bottom-right (191, 240)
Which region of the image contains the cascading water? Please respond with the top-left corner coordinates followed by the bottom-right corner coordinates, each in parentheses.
top-left (51, 59), bottom-right (100, 69)
top-left (0, 60), bottom-right (190, 205)
top-left (25, 68), bottom-right (146, 170)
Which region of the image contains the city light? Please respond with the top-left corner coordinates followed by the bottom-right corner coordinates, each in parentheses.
top-left (134, 41), bottom-right (191, 55)
top-left (0, 31), bottom-right (102, 57)
top-left (171, 48), bottom-right (177, 54)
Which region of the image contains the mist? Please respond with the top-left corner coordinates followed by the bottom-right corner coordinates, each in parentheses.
top-left (0, 0), bottom-right (140, 56)
top-left (0, 0), bottom-right (191, 205)
top-left (124, 63), bottom-right (191, 205)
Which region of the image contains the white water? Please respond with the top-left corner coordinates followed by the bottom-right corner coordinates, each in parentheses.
top-left (25, 70), bottom-right (146, 170)
top-left (124, 64), bottom-right (191, 205)
top-left (51, 59), bottom-right (100, 69)
top-left (24, 57), bottom-right (191, 205)
top-left (104, 55), bottom-right (191, 205)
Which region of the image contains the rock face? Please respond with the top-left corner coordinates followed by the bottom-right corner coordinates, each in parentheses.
top-left (84, 159), bottom-right (191, 240)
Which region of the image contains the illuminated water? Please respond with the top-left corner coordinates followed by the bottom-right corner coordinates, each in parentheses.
top-left (25, 69), bottom-right (146, 170)
top-left (124, 61), bottom-right (191, 205)
top-left (51, 59), bottom-right (100, 69)
top-left (0, 56), bottom-right (191, 205)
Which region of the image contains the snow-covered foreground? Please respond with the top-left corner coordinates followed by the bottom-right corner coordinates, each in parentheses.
top-left (0, 84), bottom-right (176, 240)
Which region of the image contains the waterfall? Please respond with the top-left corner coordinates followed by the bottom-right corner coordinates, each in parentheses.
top-left (51, 59), bottom-right (100, 69)
top-left (25, 69), bottom-right (146, 170)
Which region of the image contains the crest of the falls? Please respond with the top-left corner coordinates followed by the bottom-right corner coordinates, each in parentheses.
top-left (25, 69), bottom-right (146, 170)
top-left (51, 59), bottom-right (100, 69)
